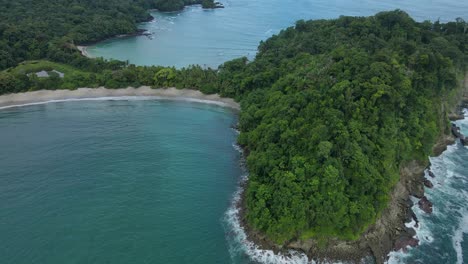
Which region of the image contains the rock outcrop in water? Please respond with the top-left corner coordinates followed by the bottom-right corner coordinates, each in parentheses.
top-left (451, 123), bottom-right (467, 146)
top-left (428, 170), bottom-right (436, 178)
top-left (418, 196), bottom-right (433, 214)
top-left (423, 178), bottom-right (434, 188)
top-left (394, 230), bottom-right (419, 253)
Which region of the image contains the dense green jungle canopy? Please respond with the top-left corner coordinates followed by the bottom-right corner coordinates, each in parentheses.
top-left (0, 1), bottom-right (467, 243)
top-left (0, 0), bottom-right (218, 70)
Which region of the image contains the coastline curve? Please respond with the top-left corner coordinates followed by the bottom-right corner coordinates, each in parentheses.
top-left (0, 87), bottom-right (240, 111)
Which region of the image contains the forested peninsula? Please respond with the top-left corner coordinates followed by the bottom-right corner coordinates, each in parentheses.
top-left (1, 0), bottom-right (467, 262)
top-left (0, 0), bottom-right (220, 69)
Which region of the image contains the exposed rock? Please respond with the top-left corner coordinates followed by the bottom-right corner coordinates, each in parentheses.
top-left (451, 123), bottom-right (467, 146)
top-left (432, 134), bottom-right (456, 156)
top-left (449, 113), bottom-right (465, 121)
top-left (409, 179), bottom-right (425, 198)
top-left (418, 196), bottom-right (433, 214)
top-left (405, 208), bottom-right (419, 228)
top-left (423, 178), bottom-right (434, 188)
top-left (240, 117), bottom-right (460, 263)
top-left (405, 227), bottom-right (416, 237)
top-left (405, 199), bottom-right (414, 208)
top-left (394, 226), bottom-right (419, 253)
top-left (394, 235), bottom-right (419, 252)
top-left (280, 160), bottom-right (427, 264)
top-left (428, 170), bottom-right (436, 178)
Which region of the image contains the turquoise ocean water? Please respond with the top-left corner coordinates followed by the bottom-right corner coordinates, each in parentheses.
top-left (86, 0), bottom-right (468, 68)
top-left (2, 100), bottom-right (467, 264)
top-left (388, 113), bottom-right (468, 264)
top-left (2, 0), bottom-right (468, 263)
top-left (0, 99), bottom-right (243, 264)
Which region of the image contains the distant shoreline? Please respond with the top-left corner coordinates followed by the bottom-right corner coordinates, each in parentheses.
top-left (0, 87), bottom-right (240, 111)
top-left (75, 2), bottom-right (224, 58)
top-left (76, 28), bottom-right (152, 58)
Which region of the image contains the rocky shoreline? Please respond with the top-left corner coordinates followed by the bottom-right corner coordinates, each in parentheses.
top-left (236, 73), bottom-right (468, 264)
top-left (236, 127), bottom-right (464, 264)
top-left (237, 137), bottom-right (454, 263)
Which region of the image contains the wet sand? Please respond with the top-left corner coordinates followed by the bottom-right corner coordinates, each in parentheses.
top-left (0, 87), bottom-right (240, 110)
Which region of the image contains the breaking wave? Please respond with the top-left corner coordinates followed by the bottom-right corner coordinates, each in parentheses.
top-left (387, 114), bottom-right (468, 264)
top-left (224, 143), bottom-right (358, 264)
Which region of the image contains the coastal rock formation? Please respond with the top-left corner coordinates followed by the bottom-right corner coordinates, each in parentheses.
top-left (243, 128), bottom-right (459, 264)
top-left (451, 123), bottom-right (467, 146)
top-left (408, 176), bottom-right (425, 198)
top-left (240, 93), bottom-right (465, 264)
top-left (409, 210), bottom-right (419, 228)
top-left (394, 235), bottom-right (419, 252)
top-left (418, 196), bottom-right (433, 214)
top-left (448, 113), bottom-right (465, 121)
top-left (423, 178), bottom-right (434, 188)
top-left (432, 134), bottom-right (456, 157)
top-left (250, 160), bottom-right (430, 264)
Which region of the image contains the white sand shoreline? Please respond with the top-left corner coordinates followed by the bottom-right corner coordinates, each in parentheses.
top-left (76, 45), bottom-right (92, 58)
top-left (0, 87), bottom-right (240, 111)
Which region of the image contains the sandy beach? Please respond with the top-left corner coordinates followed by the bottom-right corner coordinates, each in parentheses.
top-left (0, 87), bottom-right (240, 110)
top-left (76, 46), bottom-right (92, 58)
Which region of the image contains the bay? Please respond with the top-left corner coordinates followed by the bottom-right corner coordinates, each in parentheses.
top-left (86, 0), bottom-right (468, 68)
top-left (0, 100), bottom-right (243, 264)
top-left (3, 0), bottom-right (468, 262)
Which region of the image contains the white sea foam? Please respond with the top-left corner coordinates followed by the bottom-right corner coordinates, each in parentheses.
top-left (386, 250), bottom-right (407, 264)
top-left (231, 128), bottom-right (240, 135)
top-left (453, 211), bottom-right (468, 264)
top-left (226, 143), bottom-right (315, 263)
top-left (232, 143), bottom-right (243, 153)
top-left (226, 143), bottom-right (361, 264)
top-left (229, 111), bottom-right (468, 264)
top-left (387, 131), bottom-right (468, 263)
top-left (404, 219), bottom-right (418, 231)
top-left (223, 173), bottom-right (317, 264)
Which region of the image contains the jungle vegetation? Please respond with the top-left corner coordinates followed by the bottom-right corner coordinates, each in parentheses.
top-left (0, 0), bottom-right (220, 70)
top-left (1, 3), bottom-right (467, 244)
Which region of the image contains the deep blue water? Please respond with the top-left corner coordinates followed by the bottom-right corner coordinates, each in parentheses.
top-left (87, 0), bottom-right (468, 68)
